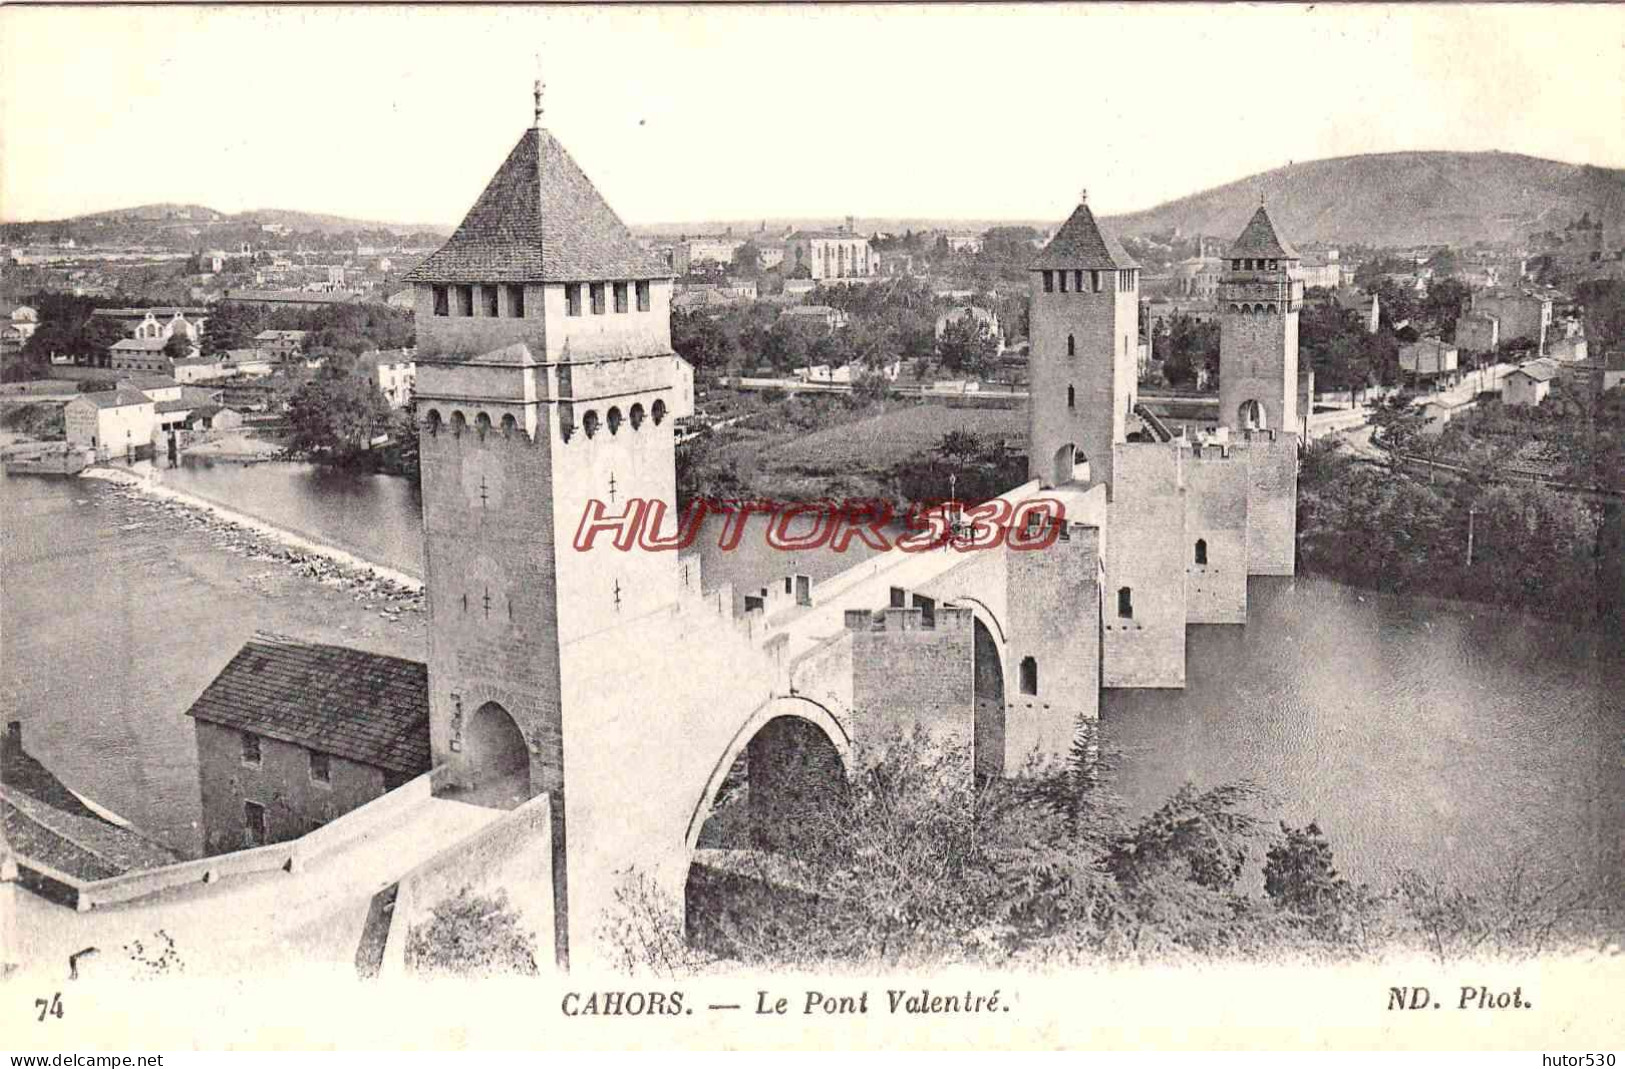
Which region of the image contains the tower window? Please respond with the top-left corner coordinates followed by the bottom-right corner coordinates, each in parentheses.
top-left (1195, 539), bottom-right (1208, 565)
top-left (1233, 259), bottom-right (1242, 271)
top-left (590, 283), bottom-right (606, 315)
top-left (651, 399), bottom-right (667, 425)
top-left (456, 285), bottom-right (474, 317)
top-left (1042, 271), bottom-right (1054, 293)
top-left (1058, 270), bottom-right (1068, 293)
top-left (613, 282), bottom-right (629, 314)
top-left (1268, 259), bottom-right (1278, 271)
top-left (635, 280), bottom-right (650, 312)
top-left (1019, 656), bottom-right (1038, 696)
top-left (1118, 587), bottom-right (1134, 619)
top-left (506, 284), bottom-right (525, 318)
top-left (566, 284), bottom-right (582, 317)
top-left (1067, 385), bottom-right (1075, 409)
top-left (432, 285), bottom-right (448, 317)
top-left (309, 750), bottom-right (331, 785)
top-left (1074, 270), bottom-right (1083, 292)
top-left (1092, 270), bottom-right (1104, 293)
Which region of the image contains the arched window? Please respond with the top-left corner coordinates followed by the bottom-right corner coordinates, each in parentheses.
top-left (1067, 385), bottom-right (1075, 409)
top-left (475, 412), bottom-right (492, 436)
top-left (499, 414), bottom-right (517, 434)
top-left (1019, 656), bottom-right (1038, 696)
top-left (651, 399), bottom-right (667, 425)
top-left (1067, 334), bottom-right (1076, 357)
top-left (1195, 538), bottom-right (1208, 565)
top-left (425, 409), bottom-right (442, 435)
top-left (606, 407), bottom-right (623, 435)
top-left (629, 403), bottom-right (646, 430)
top-left (450, 411), bottom-right (468, 436)
top-left (581, 410), bottom-right (601, 439)
top-left (1117, 586), bottom-right (1133, 619)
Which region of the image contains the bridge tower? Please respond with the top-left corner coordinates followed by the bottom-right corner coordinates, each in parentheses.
top-left (1027, 190), bottom-right (1141, 495)
top-left (406, 89), bottom-right (681, 967)
top-left (1217, 204), bottom-right (1302, 436)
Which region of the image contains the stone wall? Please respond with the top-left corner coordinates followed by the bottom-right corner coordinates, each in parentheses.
top-left (1183, 444), bottom-right (1250, 624)
top-left (1219, 306), bottom-right (1299, 434)
top-left (1103, 443), bottom-right (1187, 688)
top-left (1004, 517), bottom-right (1103, 766)
top-left (848, 605), bottom-right (975, 770)
top-left (1244, 432), bottom-right (1299, 576)
top-left (194, 720), bottom-right (387, 857)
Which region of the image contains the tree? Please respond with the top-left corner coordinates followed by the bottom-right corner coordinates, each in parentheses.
top-left (1155, 314), bottom-right (1220, 389)
top-left (1421, 278), bottom-right (1472, 341)
top-left (936, 315), bottom-right (999, 378)
top-left (405, 887), bottom-right (539, 977)
top-left (730, 241), bottom-right (762, 278)
top-left (163, 331), bottom-right (193, 361)
top-left (672, 311), bottom-right (731, 371)
top-left (285, 371), bottom-right (390, 462)
top-left (202, 301), bottom-right (262, 355)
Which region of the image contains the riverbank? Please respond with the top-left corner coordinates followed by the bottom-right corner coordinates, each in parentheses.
top-left (84, 465), bottom-right (424, 594)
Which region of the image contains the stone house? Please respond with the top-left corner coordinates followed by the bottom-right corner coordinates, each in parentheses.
top-left (184, 634), bottom-right (431, 856)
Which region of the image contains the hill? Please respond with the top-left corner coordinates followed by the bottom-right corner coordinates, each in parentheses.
top-left (1103, 151), bottom-right (1625, 249)
top-left (1, 204), bottom-right (451, 250)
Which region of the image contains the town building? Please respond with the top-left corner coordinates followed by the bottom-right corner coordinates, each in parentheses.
top-left (1454, 310), bottom-right (1500, 355)
top-left (357, 349), bottom-right (417, 407)
top-left (220, 350), bottom-right (276, 378)
top-left (223, 289), bottom-right (364, 310)
top-left (935, 305), bottom-right (1005, 350)
top-left (183, 404), bottom-right (243, 434)
top-left (1472, 289), bottom-right (1555, 354)
top-left (784, 229), bottom-right (875, 280)
top-left (253, 330), bottom-right (309, 360)
top-left (943, 231), bottom-right (984, 254)
top-left (172, 355), bottom-right (234, 385)
top-left (63, 387), bottom-right (156, 459)
top-left (2, 303), bottom-right (39, 343)
top-left (1558, 351), bottom-right (1625, 398)
top-left (671, 236), bottom-right (746, 275)
top-left (90, 307), bottom-right (209, 344)
top-left (1169, 256), bottom-right (1224, 300)
top-left (185, 634), bottom-right (432, 855)
top-left (1546, 334), bottom-right (1589, 363)
top-left (781, 304), bottom-right (849, 331)
top-left (1502, 358), bottom-right (1560, 406)
top-left (1399, 337), bottom-right (1461, 386)
top-left (108, 337), bottom-right (174, 373)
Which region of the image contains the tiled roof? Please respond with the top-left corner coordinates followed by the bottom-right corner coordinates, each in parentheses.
top-left (184, 633), bottom-right (431, 776)
top-left (1226, 206), bottom-right (1300, 260)
top-left (111, 337), bottom-right (168, 352)
top-left (76, 387), bottom-right (153, 410)
top-left (1512, 358), bottom-right (1560, 383)
top-left (121, 374), bottom-right (179, 389)
top-left (1029, 202), bottom-right (1139, 270)
top-left (404, 126), bottom-right (672, 284)
top-left (155, 399), bottom-right (193, 414)
top-left (0, 785), bottom-right (178, 881)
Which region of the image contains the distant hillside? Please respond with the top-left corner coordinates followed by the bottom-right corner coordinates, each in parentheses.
top-left (1103, 151), bottom-right (1625, 248)
top-left (2, 203), bottom-right (451, 248)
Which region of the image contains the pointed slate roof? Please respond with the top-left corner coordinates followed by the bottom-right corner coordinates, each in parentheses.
top-left (406, 127), bottom-right (672, 284)
top-left (1226, 206), bottom-right (1299, 260)
top-left (1029, 201), bottom-right (1139, 271)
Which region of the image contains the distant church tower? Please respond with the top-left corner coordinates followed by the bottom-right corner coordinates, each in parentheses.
top-left (1027, 190), bottom-right (1140, 494)
top-left (1218, 204), bottom-right (1302, 435)
top-left (404, 84), bottom-right (679, 967)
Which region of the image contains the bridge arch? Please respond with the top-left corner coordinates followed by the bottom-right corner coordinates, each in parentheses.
top-left (684, 695), bottom-right (851, 855)
top-left (463, 700), bottom-right (531, 808)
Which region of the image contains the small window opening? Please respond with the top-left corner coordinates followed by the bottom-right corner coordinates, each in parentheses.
top-left (613, 282), bottom-right (629, 314)
top-left (1195, 539), bottom-right (1208, 565)
top-left (309, 750), bottom-right (331, 785)
top-left (1019, 656), bottom-right (1038, 696)
top-left (629, 403), bottom-right (646, 429)
top-left (1067, 334), bottom-right (1076, 357)
top-left (1067, 385), bottom-right (1075, 409)
top-left (606, 407), bottom-right (623, 435)
top-left (590, 283), bottom-right (606, 315)
top-left (483, 285), bottom-right (499, 317)
top-left (1042, 271), bottom-right (1054, 293)
top-left (635, 280), bottom-right (651, 312)
top-left (1118, 587), bottom-right (1134, 619)
top-left (241, 732), bottom-right (261, 767)
top-left (432, 285), bottom-right (448, 317)
top-left (651, 399), bottom-right (667, 425)
top-left (566, 284), bottom-right (582, 317)
top-left (507, 284), bottom-right (525, 317)
top-left (1059, 270), bottom-right (1068, 293)
top-left (456, 285), bottom-right (474, 317)
top-left (244, 801), bottom-right (267, 846)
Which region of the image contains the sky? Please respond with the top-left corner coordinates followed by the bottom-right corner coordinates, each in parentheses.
top-left (2, 4), bottom-right (1623, 228)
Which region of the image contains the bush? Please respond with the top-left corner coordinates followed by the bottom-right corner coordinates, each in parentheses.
top-left (404, 887), bottom-right (539, 978)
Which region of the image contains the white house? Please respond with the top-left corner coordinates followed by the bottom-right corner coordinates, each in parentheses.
top-left (1502, 359), bottom-right (1559, 407)
top-left (63, 388), bottom-right (156, 459)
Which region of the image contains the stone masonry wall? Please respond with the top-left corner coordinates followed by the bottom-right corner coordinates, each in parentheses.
top-left (1183, 445), bottom-right (1250, 624)
top-left (849, 605), bottom-right (975, 772)
top-left (1244, 432), bottom-right (1299, 576)
top-left (1103, 443), bottom-right (1188, 688)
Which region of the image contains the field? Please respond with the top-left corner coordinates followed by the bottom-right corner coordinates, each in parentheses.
top-left (763, 402), bottom-right (1022, 474)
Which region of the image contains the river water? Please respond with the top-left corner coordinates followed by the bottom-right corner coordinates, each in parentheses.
top-left (5, 457), bottom-right (1622, 898)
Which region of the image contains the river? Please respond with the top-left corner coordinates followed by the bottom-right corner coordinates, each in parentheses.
top-left (5, 457), bottom-right (1622, 898)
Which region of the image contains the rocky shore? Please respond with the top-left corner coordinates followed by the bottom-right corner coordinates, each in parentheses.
top-left (82, 466), bottom-right (425, 623)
